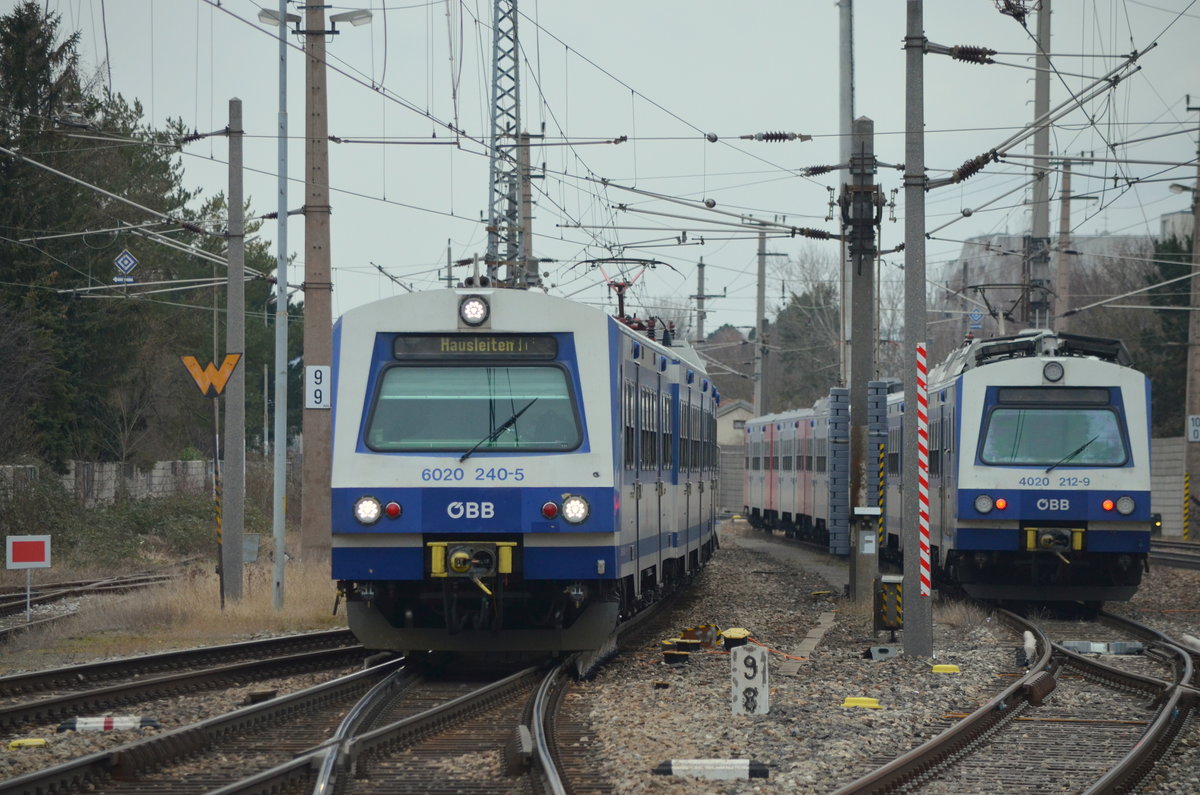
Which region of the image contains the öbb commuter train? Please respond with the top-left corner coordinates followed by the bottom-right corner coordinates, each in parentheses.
top-left (330, 288), bottom-right (719, 652)
top-left (745, 330), bottom-right (1152, 602)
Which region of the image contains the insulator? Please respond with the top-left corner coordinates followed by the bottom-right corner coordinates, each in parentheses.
top-left (798, 227), bottom-right (833, 240)
top-left (804, 165), bottom-right (836, 176)
top-left (755, 131), bottom-right (797, 142)
top-left (952, 150), bottom-right (997, 183)
top-left (950, 45), bottom-right (997, 64)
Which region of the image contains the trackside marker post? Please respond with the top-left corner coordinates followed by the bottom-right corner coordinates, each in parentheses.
top-left (652, 760), bottom-right (769, 780)
top-left (6, 535), bottom-right (51, 622)
top-left (731, 645), bottom-right (769, 715)
top-left (916, 343), bottom-right (931, 596)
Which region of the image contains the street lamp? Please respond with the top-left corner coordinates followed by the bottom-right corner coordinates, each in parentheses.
top-left (329, 9), bottom-right (373, 28)
top-left (257, 8), bottom-right (301, 27)
top-left (258, 1), bottom-right (298, 610)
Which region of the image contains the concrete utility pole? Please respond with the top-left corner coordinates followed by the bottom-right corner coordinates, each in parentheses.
top-left (300, 3), bottom-right (335, 559)
top-left (692, 257), bottom-right (724, 343)
top-left (1027, 0), bottom-right (1053, 328)
top-left (518, 132), bottom-right (538, 287)
top-left (838, 0), bottom-right (856, 386)
top-left (1185, 101), bottom-right (1200, 525)
top-left (754, 232), bottom-right (768, 415)
top-left (224, 98), bottom-right (246, 601)
top-left (903, 0), bottom-right (933, 658)
top-left (271, 0), bottom-right (290, 610)
top-left (846, 116), bottom-right (878, 603)
top-left (1054, 158), bottom-right (1071, 332)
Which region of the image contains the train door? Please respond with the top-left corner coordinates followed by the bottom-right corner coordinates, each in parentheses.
top-left (621, 368), bottom-right (640, 596)
top-left (659, 388), bottom-right (674, 576)
top-left (786, 423), bottom-right (798, 536)
top-left (798, 425), bottom-right (809, 536)
top-left (699, 387), bottom-right (712, 536)
top-left (638, 375), bottom-right (663, 590)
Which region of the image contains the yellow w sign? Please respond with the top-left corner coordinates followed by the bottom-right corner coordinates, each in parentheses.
top-left (180, 354), bottom-right (242, 398)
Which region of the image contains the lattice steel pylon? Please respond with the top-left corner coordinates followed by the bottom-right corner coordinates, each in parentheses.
top-left (485, 0), bottom-right (524, 286)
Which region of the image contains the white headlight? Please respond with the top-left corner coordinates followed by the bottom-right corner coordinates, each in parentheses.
top-left (974, 494), bottom-right (994, 514)
top-left (459, 295), bottom-right (489, 326)
top-left (354, 496), bottom-right (382, 524)
top-left (562, 495), bottom-right (590, 524)
top-left (1116, 496), bottom-right (1135, 515)
top-left (1043, 361), bottom-right (1064, 382)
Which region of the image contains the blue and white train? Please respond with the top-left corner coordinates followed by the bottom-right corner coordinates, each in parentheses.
top-left (329, 288), bottom-right (720, 652)
top-left (745, 330), bottom-right (1152, 602)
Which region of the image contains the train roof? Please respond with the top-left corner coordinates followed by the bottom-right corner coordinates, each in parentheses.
top-left (931, 329), bottom-right (1133, 383)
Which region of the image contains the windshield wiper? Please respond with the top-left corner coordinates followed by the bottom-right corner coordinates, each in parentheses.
top-left (1045, 435), bottom-right (1098, 474)
top-left (459, 398), bottom-right (539, 463)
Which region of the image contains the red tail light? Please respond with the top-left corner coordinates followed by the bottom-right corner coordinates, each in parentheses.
top-left (541, 501), bottom-right (559, 519)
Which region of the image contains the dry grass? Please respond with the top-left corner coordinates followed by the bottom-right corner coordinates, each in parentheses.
top-left (2, 558), bottom-right (344, 668)
top-left (933, 598), bottom-right (991, 629)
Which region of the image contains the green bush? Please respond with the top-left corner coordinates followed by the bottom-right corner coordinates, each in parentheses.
top-left (1, 482), bottom-right (224, 569)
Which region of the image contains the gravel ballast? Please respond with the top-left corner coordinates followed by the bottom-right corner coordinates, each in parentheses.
top-left (1, 519), bottom-right (1197, 793)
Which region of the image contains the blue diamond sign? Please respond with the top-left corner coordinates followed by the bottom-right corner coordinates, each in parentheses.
top-left (114, 249), bottom-right (139, 275)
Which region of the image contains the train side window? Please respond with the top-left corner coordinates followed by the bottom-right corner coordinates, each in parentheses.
top-left (661, 393), bottom-right (673, 470)
top-left (930, 421), bottom-right (941, 477)
top-left (623, 380), bottom-right (636, 470)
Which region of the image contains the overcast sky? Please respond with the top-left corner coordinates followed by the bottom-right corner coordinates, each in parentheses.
top-left (30, 0), bottom-right (1200, 336)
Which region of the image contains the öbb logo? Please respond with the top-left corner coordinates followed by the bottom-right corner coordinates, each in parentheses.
top-left (1036, 498), bottom-right (1071, 511)
top-left (447, 501), bottom-right (495, 519)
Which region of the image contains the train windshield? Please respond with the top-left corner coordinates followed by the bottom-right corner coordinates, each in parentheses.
top-left (365, 365), bottom-right (581, 452)
top-left (980, 400), bottom-right (1127, 467)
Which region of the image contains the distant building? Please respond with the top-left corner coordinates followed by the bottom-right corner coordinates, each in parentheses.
top-left (1160, 208), bottom-right (1193, 244)
top-left (716, 399), bottom-right (753, 447)
top-left (716, 399), bottom-right (752, 516)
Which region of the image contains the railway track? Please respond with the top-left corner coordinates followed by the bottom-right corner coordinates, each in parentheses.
top-left (833, 609), bottom-right (1197, 793)
top-left (1149, 538), bottom-right (1200, 571)
top-left (0, 573), bottom-right (178, 644)
top-left (0, 592), bottom-right (673, 793)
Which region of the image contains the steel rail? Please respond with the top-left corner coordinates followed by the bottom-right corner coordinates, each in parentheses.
top-left (0, 645), bottom-right (367, 728)
top-left (1082, 642), bottom-right (1196, 794)
top-left (0, 628), bottom-right (357, 696)
top-left (0, 657), bottom-right (402, 795)
top-left (341, 665), bottom-right (543, 774)
top-left (530, 660), bottom-right (573, 795)
top-left (830, 609), bottom-right (1054, 794)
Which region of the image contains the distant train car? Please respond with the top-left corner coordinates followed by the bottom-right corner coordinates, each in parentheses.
top-left (330, 288), bottom-right (720, 652)
top-left (745, 330), bottom-right (1151, 602)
